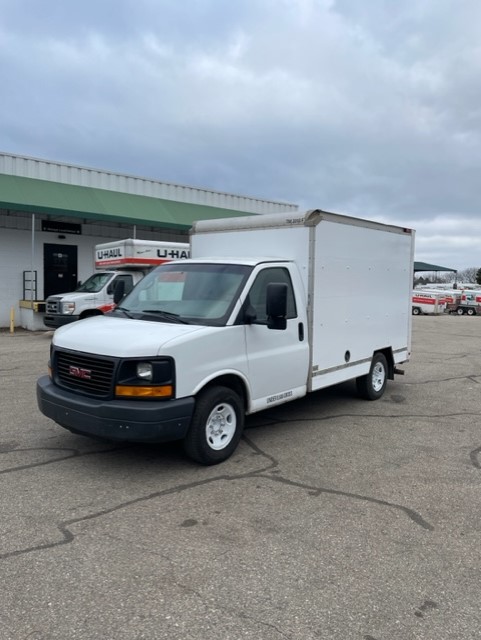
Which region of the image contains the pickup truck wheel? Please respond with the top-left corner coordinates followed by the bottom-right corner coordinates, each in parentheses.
top-left (356, 353), bottom-right (388, 401)
top-left (183, 386), bottom-right (244, 465)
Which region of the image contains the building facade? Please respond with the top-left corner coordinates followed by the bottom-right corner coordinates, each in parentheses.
top-left (0, 152), bottom-right (298, 329)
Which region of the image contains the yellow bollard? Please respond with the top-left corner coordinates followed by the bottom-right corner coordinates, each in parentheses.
top-left (10, 306), bottom-right (15, 334)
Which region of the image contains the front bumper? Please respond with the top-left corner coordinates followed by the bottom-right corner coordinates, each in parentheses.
top-left (36, 376), bottom-right (195, 443)
top-left (43, 314), bottom-right (80, 329)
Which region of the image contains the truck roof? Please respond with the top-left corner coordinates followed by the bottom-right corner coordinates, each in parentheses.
top-left (192, 209), bottom-right (414, 236)
top-left (167, 257), bottom-right (291, 267)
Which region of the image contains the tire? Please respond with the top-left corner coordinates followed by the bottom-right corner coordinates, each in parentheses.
top-left (412, 307), bottom-right (421, 315)
top-left (183, 386), bottom-right (244, 465)
top-left (456, 308), bottom-right (465, 316)
top-left (467, 308), bottom-right (476, 316)
top-left (356, 353), bottom-right (388, 401)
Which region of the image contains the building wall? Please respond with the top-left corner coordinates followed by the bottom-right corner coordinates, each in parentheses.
top-left (0, 210), bottom-right (188, 328)
top-left (0, 152), bottom-right (299, 329)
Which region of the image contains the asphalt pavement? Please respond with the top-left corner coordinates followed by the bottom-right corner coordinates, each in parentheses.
top-left (1, 315), bottom-right (481, 640)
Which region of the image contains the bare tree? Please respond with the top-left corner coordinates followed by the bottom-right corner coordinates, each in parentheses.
top-left (458, 267), bottom-right (478, 282)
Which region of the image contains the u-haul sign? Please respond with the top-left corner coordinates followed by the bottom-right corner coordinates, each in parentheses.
top-left (95, 240), bottom-right (190, 268)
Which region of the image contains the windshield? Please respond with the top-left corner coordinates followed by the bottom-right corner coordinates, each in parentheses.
top-left (113, 263), bottom-right (252, 326)
top-left (76, 272), bottom-right (114, 293)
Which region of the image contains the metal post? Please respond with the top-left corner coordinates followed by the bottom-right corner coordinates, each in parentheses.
top-left (10, 307), bottom-right (15, 334)
top-left (31, 213), bottom-right (35, 303)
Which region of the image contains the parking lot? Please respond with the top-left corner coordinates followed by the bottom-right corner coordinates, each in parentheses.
top-left (1, 315), bottom-right (481, 640)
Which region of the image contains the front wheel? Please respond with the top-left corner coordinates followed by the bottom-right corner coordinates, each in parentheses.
top-left (356, 353), bottom-right (388, 401)
top-left (183, 386), bottom-right (244, 465)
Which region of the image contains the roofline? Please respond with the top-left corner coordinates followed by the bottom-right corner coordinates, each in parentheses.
top-left (0, 150), bottom-right (298, 209)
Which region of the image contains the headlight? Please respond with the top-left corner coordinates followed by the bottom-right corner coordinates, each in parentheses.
top-left (61, 302), bottom-right (76, 315)
top-left (136, 362), bottom-right (153, 380)
top-left (115, 358), bottom-right (175, 399)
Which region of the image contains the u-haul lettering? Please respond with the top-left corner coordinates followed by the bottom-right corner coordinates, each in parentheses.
top-left (95, 241), bottom-right (190, 268)
top-left (96, 248), bottom-right (123, 260)
top-left (157, 249), bottom-right (190, 259)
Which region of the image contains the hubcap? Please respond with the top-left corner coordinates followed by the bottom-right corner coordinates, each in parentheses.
top-left (206, 402), bottom-right (237, 450)
top-left (372, 362), bottom-right (385, 392)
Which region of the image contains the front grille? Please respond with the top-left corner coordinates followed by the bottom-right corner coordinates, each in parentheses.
top-left (46, 300), bottom-right (59, 313)
top-left (55, 350), bottom-right (116, 397)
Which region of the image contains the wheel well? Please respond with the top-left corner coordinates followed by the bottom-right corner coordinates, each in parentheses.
top-left (375, 348), bottom-right (395, 380)
top-left (79, 310), bottom-right (103, 320)
top-left (200, 375), bottom-right (248, 409)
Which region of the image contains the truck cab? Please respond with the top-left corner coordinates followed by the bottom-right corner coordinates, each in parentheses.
top-left (43, 238), bottom-right (190, 329)
top-left (44, 270), bottom-right (143, 329)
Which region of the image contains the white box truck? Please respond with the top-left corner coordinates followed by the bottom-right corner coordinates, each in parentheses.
top-left (44, 239), bottom-right (190, 329)
top-left (37, 210), bottom-right (415, 464)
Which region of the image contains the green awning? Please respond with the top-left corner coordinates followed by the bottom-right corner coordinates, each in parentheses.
top-left (0, 173), bottom-right (257, 230)
top-left (414, 261), bottom-right (457, 273)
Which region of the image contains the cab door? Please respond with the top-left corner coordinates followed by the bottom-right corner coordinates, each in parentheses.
top-left (243, 266), bottom-right (309, 410)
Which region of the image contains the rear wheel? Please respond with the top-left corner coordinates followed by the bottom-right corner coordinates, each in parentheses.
top-left (183, 386), bottom-right (244, 465)
top-left (456, 308), bottom-right (465, 316)
top-left (467, 308), bottom-right (476, 316)
top-left (356, 353), bottom-right (388, 401)
top-left (412, 307), bottom-right (421, 315)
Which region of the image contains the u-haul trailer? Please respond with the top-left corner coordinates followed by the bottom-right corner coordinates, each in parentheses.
top-left (442, 290), bottom-right (462, 311)
top-left (454, 290), bottom-right (481, 316)
top-left (412, 291), bottom-right (447, 315)
top-left (38, 209), bottom-right (415, 465)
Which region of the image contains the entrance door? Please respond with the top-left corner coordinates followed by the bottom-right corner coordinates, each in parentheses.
top-left (43, 244), bottom-right (78, 298)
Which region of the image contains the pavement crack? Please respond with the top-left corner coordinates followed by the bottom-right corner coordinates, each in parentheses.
top-left (469, 445), bottom-right (481, 468)
top-left (238, 612), bottom-right (292, 638)
top-left (253, 473), bottom-right (434, 531)
top-left (0, 437), bottom-right (433, 561)
top-left (256, 411), bottom-right (481, 425)
top-left (242, 434), bottom-right (279, 470)
top-left (0, 472), bottom-right (253, 560)
top-left (0, 446), bottom-right (128, 475)
top-left (0, 460), bottom-right (433, 561)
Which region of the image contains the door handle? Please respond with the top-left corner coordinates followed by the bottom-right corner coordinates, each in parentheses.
top-left (298, 322), bottom-right (304, 341)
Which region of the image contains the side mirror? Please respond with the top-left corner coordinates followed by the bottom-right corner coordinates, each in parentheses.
top-left (113, 280), bottom-right (125, 305)
top-left (266, 283), bottom-right (288, 330)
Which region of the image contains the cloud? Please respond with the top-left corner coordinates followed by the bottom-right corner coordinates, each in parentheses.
top-left (1, 0), bottom-right (480, 269)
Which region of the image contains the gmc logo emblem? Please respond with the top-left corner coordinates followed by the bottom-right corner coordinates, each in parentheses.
top-left (69, 366), bottom-right (92, 380)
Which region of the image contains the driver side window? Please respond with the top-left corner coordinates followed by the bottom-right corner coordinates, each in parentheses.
top-left (247, 267), bottom-right (297, 324)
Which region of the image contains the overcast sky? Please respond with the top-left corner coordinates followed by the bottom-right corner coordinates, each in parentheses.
top-left (1, 0), bottom-right (480, 271)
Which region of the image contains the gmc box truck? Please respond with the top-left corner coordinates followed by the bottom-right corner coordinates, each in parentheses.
top-left (43, 239), bottom-right (189, 329)
top-left (37, 209), bottom-right (415, 464)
